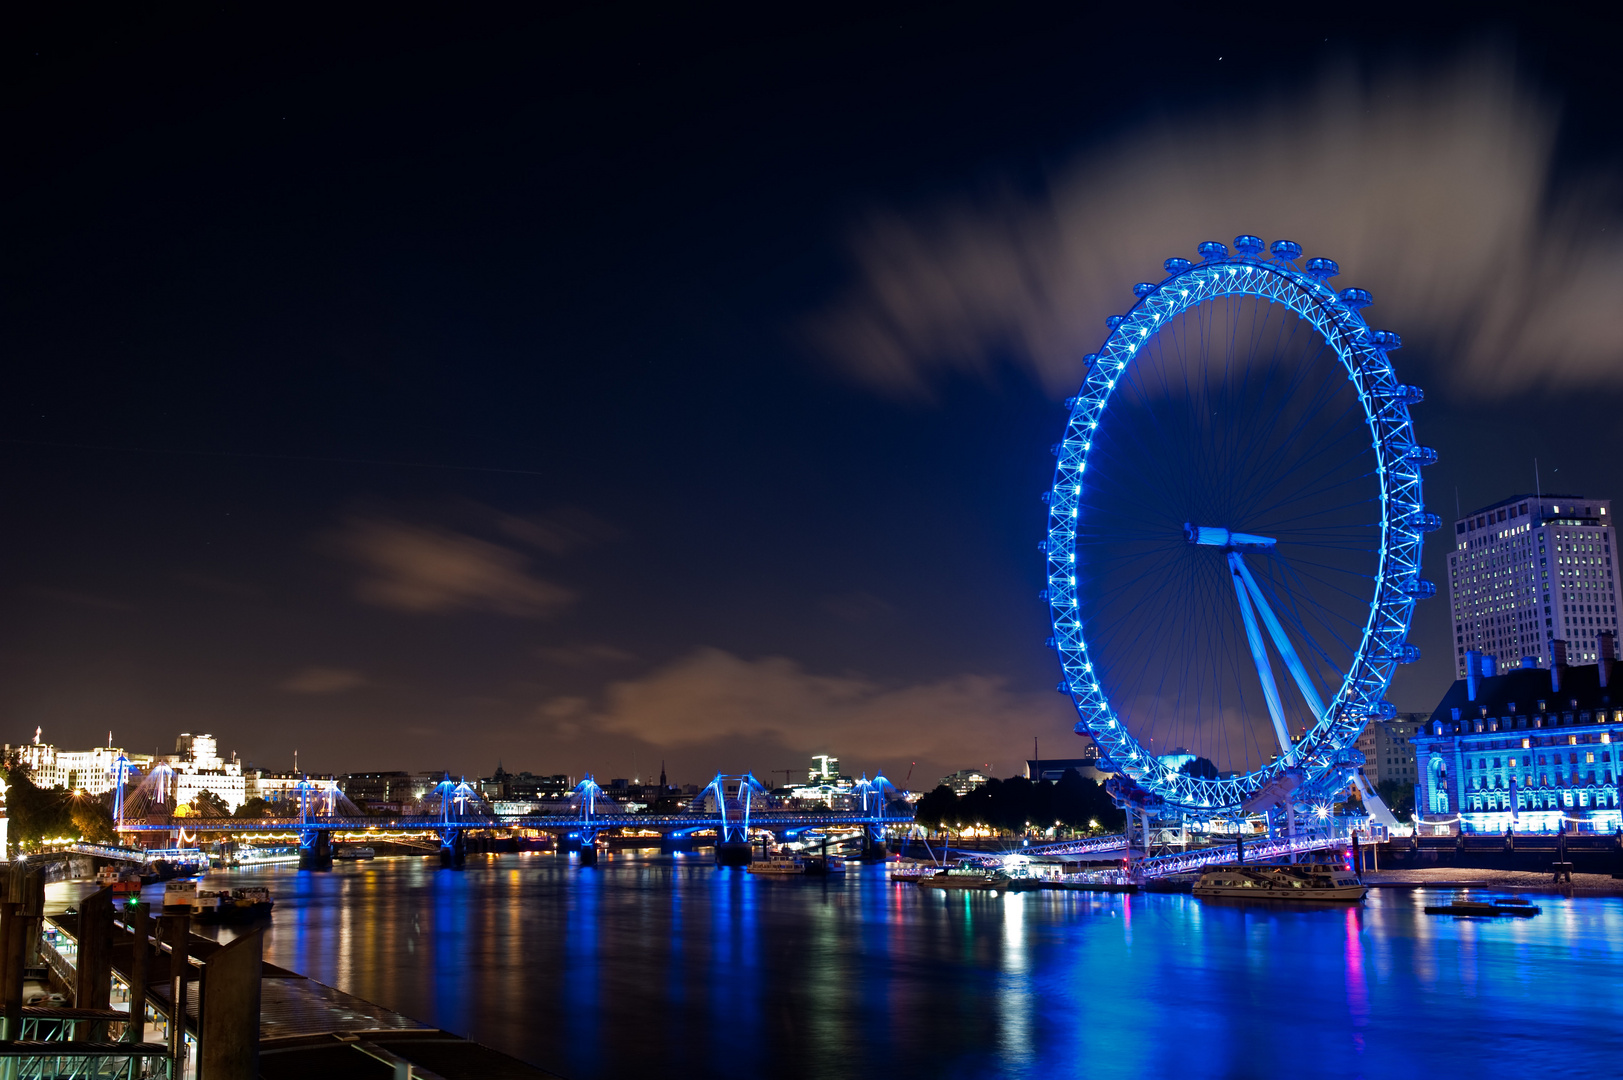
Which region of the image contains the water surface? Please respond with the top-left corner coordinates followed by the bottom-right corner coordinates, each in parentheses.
top-left (191, 853), bottom-right (1623, 1079)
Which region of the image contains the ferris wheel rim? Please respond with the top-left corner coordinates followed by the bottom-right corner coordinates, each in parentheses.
top-left (1043, 240), bottom-right (1433, 816)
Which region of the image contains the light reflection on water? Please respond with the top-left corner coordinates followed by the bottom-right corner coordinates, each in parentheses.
top-left (187, 853), bottom-right (1623, 1079)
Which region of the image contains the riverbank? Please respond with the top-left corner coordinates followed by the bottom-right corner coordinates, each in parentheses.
top-left (1364, 867), bottom-right (1623, 896)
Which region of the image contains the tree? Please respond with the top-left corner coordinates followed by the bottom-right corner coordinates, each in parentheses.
top-left (1053, 769), bottom-right (1124, 832)
top-left (0, 761), bottom-right (96, 854)
top-left (70, 798), bottom-right (117, 844)
top-left (192, 790), bottom-right (231, 817)
top-left (1375, 778), bottom-right (1416, 816)
top-left (913, 785), bottom-right (958, 830)
top-left (233, 796), bottom-right (272, 819)
top-left (1178, 757), bottom-right (1220, 781)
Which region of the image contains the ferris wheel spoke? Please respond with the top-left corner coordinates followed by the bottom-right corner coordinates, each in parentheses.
top-left (1241, 424), bottom-right (1374, 523)
top-left (1254, 557), bottom-right (1362, 678)
top-left (1228, 552), bottom-right (1296, 762)
top-left (1232, 552), bottom-right (1329, 724)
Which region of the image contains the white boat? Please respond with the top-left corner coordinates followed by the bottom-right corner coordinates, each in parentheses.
top-left (1192, 862), bottom-right (1366, 901)
top-left (162, 880), bottom-right (199, 912)
top-left (190, 887), bottom-right (275, 923)
top-left (748, 855), bottom-right (810, 876)
top-left (916, 867), bottom-right (1008, 892)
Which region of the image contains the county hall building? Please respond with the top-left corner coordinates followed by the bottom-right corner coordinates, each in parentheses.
top-left (1415, 635), bottom-right (1620, 834)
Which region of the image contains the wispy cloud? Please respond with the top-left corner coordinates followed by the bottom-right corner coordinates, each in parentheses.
top-left (541, 647), bottom-right (1070, 766)
top-left (496, 507), bottom-right (619, 556)
top-left (31, 587), bottom-right (134, 612)
top-left (536, 643), bottom-right (637, 667)
top-left (280, 666), bottom-right (369, 694)
top-left (819, 591), bottom-right (896, 624)
top-left (815, 52), bottom-right (1623, 400)
top-left (324, 513), bottom-right (576, 618)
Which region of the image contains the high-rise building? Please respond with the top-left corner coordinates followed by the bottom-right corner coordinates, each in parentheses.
top-left (174, 733), bottom-right (222, 770)
top-left (938, 768), bottom-right (990, 796)
top-left (808, 755), bottom-right (841, 784)
top-left (1353, 713), bottom-right (1424, 790)
top-left (1448, 494), bottom-right (1619, 677)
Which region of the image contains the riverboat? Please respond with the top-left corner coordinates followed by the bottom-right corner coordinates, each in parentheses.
top-left (190, 887), bottom-right (275, 923)
top-left (1193, 863), bottom-right (1366, 901)
top-left (96, 865), bottom-right (144, 896)
top-left (334, 843), bottom-right (376, 860)
top-left (163, 880), bottom-right (199, 912)
top-left (916, 867), bottom-right (1008, 892)
top-left (749, 855), bottom-right (810, 876)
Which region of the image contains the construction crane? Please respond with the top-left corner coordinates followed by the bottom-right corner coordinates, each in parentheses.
top-left (770, 769), bottom-right (798, 788)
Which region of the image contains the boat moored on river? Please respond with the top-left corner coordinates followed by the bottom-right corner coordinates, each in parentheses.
top-left (191, 887), bottom-right (275, 923)
top-left (1193, 863), bottom-right (1365, 901)
top-left (916, 867), bottom-right (1009, 892)
top-left (748, 853), bottom-right (849, 877)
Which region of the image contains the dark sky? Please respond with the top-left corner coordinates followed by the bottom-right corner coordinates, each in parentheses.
top-left (5, 5), bottom-right (1621, 786)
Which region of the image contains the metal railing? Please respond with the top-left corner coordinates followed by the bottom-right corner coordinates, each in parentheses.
top-left (1014, 833), bottom-right (1129, 858)
top-left (0, 1042), bottom-right (172, 1079)
top-left (116, 810), bottom-right (911, 834)
top-left (1134, 830), bottom-right (1352, 879)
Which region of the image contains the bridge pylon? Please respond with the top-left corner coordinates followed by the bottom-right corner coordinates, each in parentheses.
top-left (694, 773), bottom-right (768, 866)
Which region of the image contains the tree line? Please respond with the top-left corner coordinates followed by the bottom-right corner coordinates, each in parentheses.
top-left (912, 769), bottom-right (1125, 835)
top-left (0, 761), bottom-right (117, 855)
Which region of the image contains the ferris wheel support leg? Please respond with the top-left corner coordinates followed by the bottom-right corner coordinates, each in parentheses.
top-left (1233, 555), bottom-right (1329, 723)
top-left (1228, 553), bottom-right (1296, 763)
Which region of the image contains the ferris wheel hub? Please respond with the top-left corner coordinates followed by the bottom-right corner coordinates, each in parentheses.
top-left (1183, 524), bottom-right (1277, 549)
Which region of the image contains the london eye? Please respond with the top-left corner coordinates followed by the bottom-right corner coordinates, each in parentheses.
top-left (1043, 236), bottom-right (1437, 817)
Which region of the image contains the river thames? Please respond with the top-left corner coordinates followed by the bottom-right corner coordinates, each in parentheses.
top-left (175, 853), bottom-right (1623, 1078)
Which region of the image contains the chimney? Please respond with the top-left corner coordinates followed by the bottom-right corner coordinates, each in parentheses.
top-left (1521, 656), bottom-right (1537, 669)
top-left (1551, 639), bottom-right (1568, 693)
top-left (1601, 631), bottom-right (1617, 690)
top-left (1481, 654), bottom-right (1498, 678)
top-left (1466, 650), bottom-right (1482, 701)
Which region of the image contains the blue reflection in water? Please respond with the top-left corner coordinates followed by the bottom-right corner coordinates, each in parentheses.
top-left (431, 866), bottom-right (472, 1039)
top-left (562, 858), bottom-right (600, 1077)
top-left (193, 855), bottom-right (1623, 1080)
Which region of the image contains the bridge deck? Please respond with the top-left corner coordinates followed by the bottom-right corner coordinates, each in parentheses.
top-left (115, 812), bottom-right (909, 833)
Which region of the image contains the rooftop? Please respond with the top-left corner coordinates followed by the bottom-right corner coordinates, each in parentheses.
top-left (1425, 661), bottom-right (1617, 729)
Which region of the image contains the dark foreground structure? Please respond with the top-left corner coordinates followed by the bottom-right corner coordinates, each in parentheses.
top-left (1, 861), bottom-right (558, 1079)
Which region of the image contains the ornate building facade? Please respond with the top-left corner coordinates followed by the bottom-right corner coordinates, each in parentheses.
top-left (1415, 636), bottom-right (1620, 833)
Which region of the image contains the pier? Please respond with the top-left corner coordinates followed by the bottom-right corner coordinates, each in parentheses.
top-left (2, 859), bottom-right (560, 1079)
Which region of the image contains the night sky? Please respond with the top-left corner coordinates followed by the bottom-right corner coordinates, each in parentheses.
top-left (6, 6), bottom-right (1621, 786)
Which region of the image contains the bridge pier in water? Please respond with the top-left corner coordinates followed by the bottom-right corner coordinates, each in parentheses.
top-left (439, 828), bottom-right (467, 870)
top-left (713, 842), bottom-right (752, 867)
top-left (659, 832), bottom-right (696, 855)
top-left (299, 829), bottom-right (333, 871)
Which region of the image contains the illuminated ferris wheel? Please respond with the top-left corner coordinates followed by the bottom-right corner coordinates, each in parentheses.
top-left (1042, 236), bottom-right (1437, 817)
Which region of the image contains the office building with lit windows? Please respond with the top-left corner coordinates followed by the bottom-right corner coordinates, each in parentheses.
top-left (1448, 494), bottom-right (1619, 677)
top-left (1415, 637), bottom-right (1620, 833)
top-left (1354, 713), bottom-right (1423, 789)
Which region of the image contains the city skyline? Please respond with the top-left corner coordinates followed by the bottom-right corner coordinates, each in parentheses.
top-left (6, 8), bottom-right (1623, 783)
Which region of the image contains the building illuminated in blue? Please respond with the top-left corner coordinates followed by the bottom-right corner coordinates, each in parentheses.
top-left (1416, 636), bottom-right (1621, 833)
